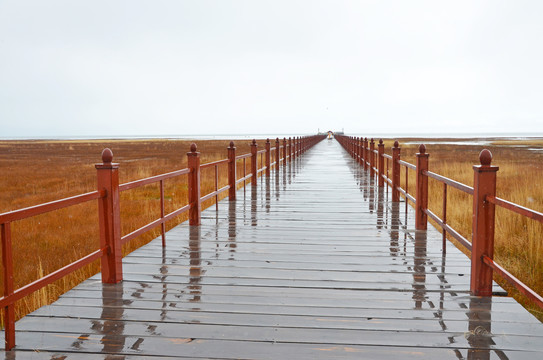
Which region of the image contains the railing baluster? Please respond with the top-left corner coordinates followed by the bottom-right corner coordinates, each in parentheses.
top-left (442, 183), bottom-right (447, 254)
top-left (215, 165), bottom-right (219, 211)
top-left (160, 179), bottom-right (166, 247)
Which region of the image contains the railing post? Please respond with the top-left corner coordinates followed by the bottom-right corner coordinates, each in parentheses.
top-left (391, 141), bottom-right (401, 202)
top-left (471, 149), bottom-right (499, 296)
top-left (251, 139), bottom-right (258, 186)
top-left (369, 138), bottom-right (375, 175)
top-left (275, 138), bottom-right (280, 170)
top-left (2, 222), bottom-right (15, 350)
top-left (289, 137), bottom-right (293, 161)
top-left (358, 137), bottom-right (363, 164)
top-left (228, 141), bottom-right (236, 201)
top-left (354, 137), bottom-right (358, 161)
top-left (187, 143), bottom-right (201, 225)
top-left (415, 144), bottom-right (429, 230)
top-left (95, 148), bottom-right (122, 283)
top-left (378, 139), bottom-right (384, 187)
top-left (363, 137), bottom-right (368, 171)
top-left (283, 138), bottom-right (287, 167)
top-left (265, 138), bottom-right (271, 177)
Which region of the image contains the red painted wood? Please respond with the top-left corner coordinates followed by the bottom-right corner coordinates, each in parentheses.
top-left (1, 222), bottom-right (15, 350)
top-left (251, 140), bottom-right (258, 187)
top-left (228, 142), bottom-right (236, 201)
top-left (95, 148), bottom-right (123, 284)
top-left (275, 138), bottom-right (280, 170)
top-left (265, 139), bottom-right (271, 177)
top-left (391, 141), bottom-right (401, 203)
top-left (369, 139), bottom-right (375, 177)
top-left (415, 144), bottom-right (429, 230)
top-left (378, 140), bottom-right (384, 187)
top-left (471, 150), bottom-right (499, 297)
top-left (363, 138), bottom-right (368, 171)
top-left (187, 144), bottom-right (201, 225)
top-left (283, 138), bottom-right (287, 167)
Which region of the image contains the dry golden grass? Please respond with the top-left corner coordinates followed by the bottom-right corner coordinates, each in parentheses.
top-left (384, 138), bottom-right (543, 320)
top-left (0, 138), bottom-right (262, 325)
top-left (1, 137), bottom-right (542, 326)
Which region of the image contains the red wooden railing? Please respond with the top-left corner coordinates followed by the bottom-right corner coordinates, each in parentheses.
top-left (336, 135), bottom-right (543, 309)
top-left (0, 135), bottom-right (325, 350)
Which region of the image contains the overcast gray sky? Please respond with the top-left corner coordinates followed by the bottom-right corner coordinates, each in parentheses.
top-left (1, 1), bottom-right (542, 138)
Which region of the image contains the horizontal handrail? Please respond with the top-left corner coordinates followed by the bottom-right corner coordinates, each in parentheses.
top-left (236, 174), bottom-right (253, 184)
top-left (200, 185), bottom-right (230, 202)
top-left (398, 160), bottom-right (416, 170)
top-left (424, 208), bottom-right (472, 251)
top-left (483, 255), bottom-right (543, 308)
top-left (0, 190), bottom-right (104, 223)
top-left (383, 154), bottom-right (392, 160)
top-left (200, 158), bottom-right (229, 169)
top-left (119, 168), bottom-right (190, 192)
top-left (487, 195), bottom-right (543, 222)
top-left (121, 204), bottom-right (191, 245)
top-left (236, 153), bottom-right (252, 160)
top-left (0, 248), bottom-right (105, 309)
top-left (424, 170), bottom-right (474, 195)
top-left (398, 187), bottom-right (415, 204)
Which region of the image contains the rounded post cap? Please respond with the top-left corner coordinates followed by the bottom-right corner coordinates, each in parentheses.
top-left (394, 140), bottom-right (399, 148)
top-left (364, 137), bottom-right (368, 141)
top-left (379, 139), bottom-right (383, 145)
top-left (101, 148), bottom-right (113, 164)
top-left (190, 143), bottom-right (197, 152)
top-left (479, 149), bottom-right (493, 166)
top-left (276, 137), bottom-right (279, 142)
top-left (229, 141), bottom-right (235, 148)
top-left (370, 138), bottom-right (374, 143)
top-left (252, 139), bottom-right (257, 146)
top-left (266, 138), bottom-right (270, 143)
top-left (418, 144), bottom-right (426, 154)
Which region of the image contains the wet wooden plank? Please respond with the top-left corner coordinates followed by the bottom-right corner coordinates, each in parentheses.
top-left (3, 140), bottom-right (542, 359)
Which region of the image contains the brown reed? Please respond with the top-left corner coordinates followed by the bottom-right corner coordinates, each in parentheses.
top-left (0, 138), bottom-right (256, 325)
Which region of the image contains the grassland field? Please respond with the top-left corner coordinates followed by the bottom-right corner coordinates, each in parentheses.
top-left (0, 137), bottom-right (542, 324)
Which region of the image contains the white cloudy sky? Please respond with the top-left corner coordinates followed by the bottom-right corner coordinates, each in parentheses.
top-left (1, 0), bottom-right (542, 138)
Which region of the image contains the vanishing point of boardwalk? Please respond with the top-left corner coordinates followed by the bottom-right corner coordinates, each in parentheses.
top-left (4, 140), bottom-right (543, 359)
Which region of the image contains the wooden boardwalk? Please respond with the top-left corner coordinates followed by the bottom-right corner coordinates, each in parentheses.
top-left (4, 140), bottom-right (543, 359)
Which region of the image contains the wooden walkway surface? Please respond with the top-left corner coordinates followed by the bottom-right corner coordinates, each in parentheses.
top-left (4, 140), bottom-right (543, 359)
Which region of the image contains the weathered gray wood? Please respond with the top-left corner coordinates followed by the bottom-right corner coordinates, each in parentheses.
top-left (3, 140), bottom-right (542, 359)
